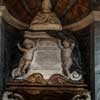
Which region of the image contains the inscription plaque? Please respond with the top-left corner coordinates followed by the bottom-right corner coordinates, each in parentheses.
top-left (21, 40), bottom-right (63, 79)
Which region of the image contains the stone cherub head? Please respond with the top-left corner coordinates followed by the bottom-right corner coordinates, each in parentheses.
top-left (62, 39), bottom-right (75, 49)
top-left (23, 38), bottom-right (34, 49)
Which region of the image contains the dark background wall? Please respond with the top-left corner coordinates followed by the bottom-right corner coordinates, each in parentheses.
top-left (0, 19), bottom-right (23, 96)
top-left (74, 27), bottom-right (91, 87)
top-left (0, 16), bottom-right (5, 96)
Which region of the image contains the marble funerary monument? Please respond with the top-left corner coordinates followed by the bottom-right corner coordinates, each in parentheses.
top-left (2, 0), bottom-right (91, 100)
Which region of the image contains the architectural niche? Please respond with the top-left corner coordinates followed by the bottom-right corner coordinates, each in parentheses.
top-left (2, 0), bottom-right (91, 100)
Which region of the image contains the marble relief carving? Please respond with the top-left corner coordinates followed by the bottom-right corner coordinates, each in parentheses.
top-left (2, 0), bottom-right (91, 100)
top-left (12, 31), bottom-right (82, 84)
top-left (12, 39), bottom-right (39, 78)
top-left (11, 0), bottom-right (83, 84)
top-left (12, 37), bottom-right (63, 80)
top-left (30, 0), bottom-right (62, 31)
top-left (2, 0), bottom-right (89, 99)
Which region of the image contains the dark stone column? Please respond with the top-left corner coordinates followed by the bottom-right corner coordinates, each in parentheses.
top-left (0, 10), bottom-right (5, 96)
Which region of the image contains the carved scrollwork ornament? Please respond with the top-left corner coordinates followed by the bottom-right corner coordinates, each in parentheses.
top-left (69, 71), bottom-right (82, 82)
top-left (2, 91), bottom-right (24, 100)
top-left (72, 92), bottom-right (91, 100)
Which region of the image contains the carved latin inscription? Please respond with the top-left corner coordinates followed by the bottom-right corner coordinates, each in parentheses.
top-left (16, 39), bottom-right (63, 79)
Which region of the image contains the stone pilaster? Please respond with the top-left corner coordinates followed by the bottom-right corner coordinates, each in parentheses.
top-left (95, 21), bottom-right (100, 100)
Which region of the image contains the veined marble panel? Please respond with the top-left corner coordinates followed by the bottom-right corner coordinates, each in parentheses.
top-left (95, 22), bottom-right (100, 100)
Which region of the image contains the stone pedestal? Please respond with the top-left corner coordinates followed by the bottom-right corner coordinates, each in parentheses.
top-left (5, 80), bottom-right (90, 100)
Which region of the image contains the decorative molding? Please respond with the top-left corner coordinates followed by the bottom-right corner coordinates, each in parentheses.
top-left (0, 5), bottom-right (100, 31)
top-left (63, 12), bottom-right (94, 31)
top-left (63, 11), bottom-right (100, 31)
top-left (93, 11), bottom-right (100, 21)
top-left (0, 6), bottom-right (29, 29)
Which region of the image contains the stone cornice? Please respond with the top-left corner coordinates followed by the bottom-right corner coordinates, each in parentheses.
top-left (0, 6), bottom-right (29, 29)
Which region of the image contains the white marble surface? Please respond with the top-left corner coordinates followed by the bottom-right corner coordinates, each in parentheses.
top-left (15, 39), bottom-right (63, 80)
